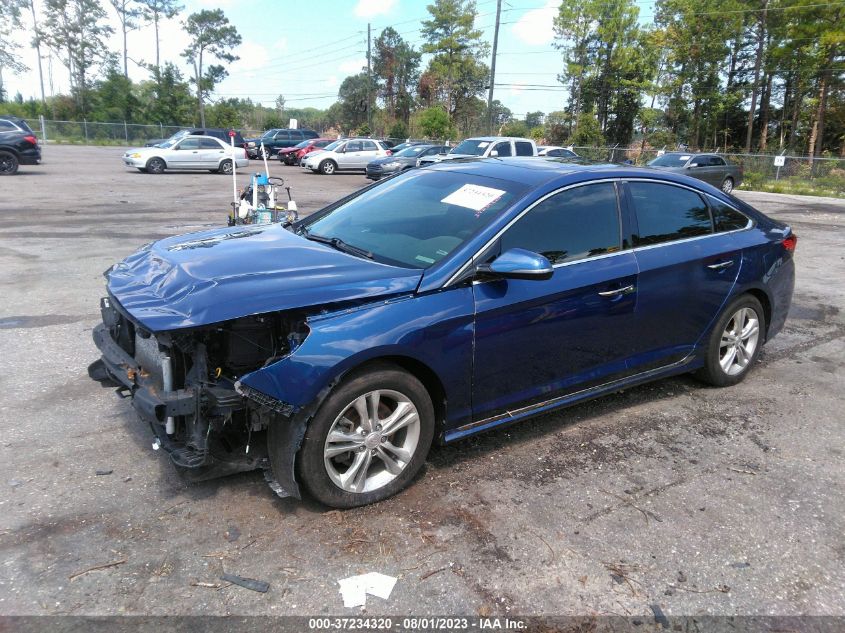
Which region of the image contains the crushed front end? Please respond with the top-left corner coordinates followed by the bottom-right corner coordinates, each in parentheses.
top-left (89, 294), bottom-right (307, 489)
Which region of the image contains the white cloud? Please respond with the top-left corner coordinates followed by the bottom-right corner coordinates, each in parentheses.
top-left (511, 0), bottom-right (557, 46)
top-left (325, 76), bottom-right (339, 88)
top-left (354, 0), bottom-right (397, 18)
top-left (230, 41), bottom-right (270, 72)
top-left (339, 58), bottom-right (367, 74)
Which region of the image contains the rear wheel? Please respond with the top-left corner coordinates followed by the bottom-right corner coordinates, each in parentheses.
top-left (291, 365), bottom-right (435, 508)
top-left (0, 150), bottom-right (18, 175)
top-left (219, 159), bottom-right (233, 175)
top-left (146, 157), bottom-right (165, 174)
top-left (319, 160), bottom-right (336, 175)
top-left (721, 177), bottom-right (734, 194)
top-left (696, 295), bottom-right (765, 387)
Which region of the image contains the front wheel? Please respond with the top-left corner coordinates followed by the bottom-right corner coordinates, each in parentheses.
top-left (289, 364), bottom-right (435, 508)
top-left (319, 160), bottom-right (336, 175)
top-left (721, 177), bottom-right (734, 194)
top-left (696, 295), bottom-right (765, 387)
top-left (146, 157), bottom-right (165, 174)
top-left (218, 159), bottom-right (233, 175)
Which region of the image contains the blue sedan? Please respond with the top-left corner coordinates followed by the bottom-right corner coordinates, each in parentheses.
top-left (89, 158), bottom-right (796, 507)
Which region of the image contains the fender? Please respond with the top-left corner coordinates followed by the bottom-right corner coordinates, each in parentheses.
top-left (239, 287), bottom-right (476, 498)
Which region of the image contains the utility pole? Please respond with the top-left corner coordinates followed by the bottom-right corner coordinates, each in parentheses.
top-left (29, 0), bottom-right (47, 105)
top-left (487, 0), bottom-right (502, 135)
top-left (366, 23), bottom-right (372, 134)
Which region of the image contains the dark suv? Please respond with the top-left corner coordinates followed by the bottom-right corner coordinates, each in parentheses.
top-left (144, 128), bottom-right (246, 150)
top-left (0, 116), bottom-right (41, 175)
top-left (245, 128), bottom-right (320, 158)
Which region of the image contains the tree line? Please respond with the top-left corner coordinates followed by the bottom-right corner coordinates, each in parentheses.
top-left (0, 0), bottom-right (842, 157)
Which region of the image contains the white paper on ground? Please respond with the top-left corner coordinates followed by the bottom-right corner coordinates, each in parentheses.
top-left (441, 184), bottom-right (506, 212)
top-left (338, 572), bottom-right (398, 608)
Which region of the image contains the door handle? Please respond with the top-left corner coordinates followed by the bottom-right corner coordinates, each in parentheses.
top-left (192, 151), bottom-right (199, 153)
top-left (598, 284), bottom-right (635, 297)
top-left (707, 260), bottom-right (734, 270)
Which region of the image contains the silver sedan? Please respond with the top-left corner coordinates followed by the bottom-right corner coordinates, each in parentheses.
top-left (123, 135), bottom-right (249, 175)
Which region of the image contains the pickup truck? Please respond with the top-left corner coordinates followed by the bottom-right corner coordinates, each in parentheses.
top-left (418, 136), bottom-right (537, 166)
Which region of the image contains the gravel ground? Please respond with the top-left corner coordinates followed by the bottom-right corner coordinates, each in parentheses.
top-left (0, 146), bottom-right (843, 619)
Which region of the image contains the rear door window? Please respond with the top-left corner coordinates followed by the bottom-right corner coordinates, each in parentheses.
top-left (515, 141), bottom-right (534, 156)
top-left (492, 142), bottom-right (512, 157)
top-left (0, 120), bottom-right (19, 131)
top-left (362, 140), bottom-right (378, 151)
top-left (628, 182), bottom-right (712, 246)
top-left (500, 183), bottom-right (622, 265)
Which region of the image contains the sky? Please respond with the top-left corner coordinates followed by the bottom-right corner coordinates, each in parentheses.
top-left (5, 0), bottom-right (656, 121)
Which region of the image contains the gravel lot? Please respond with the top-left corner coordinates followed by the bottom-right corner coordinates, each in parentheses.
top-left (0, 145), bottom-right (843, 619)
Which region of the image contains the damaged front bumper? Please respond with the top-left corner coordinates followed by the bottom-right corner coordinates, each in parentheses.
top-left (88, 297), bottom-right (272, 482)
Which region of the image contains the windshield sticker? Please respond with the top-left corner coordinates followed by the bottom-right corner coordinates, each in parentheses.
top-left (415, 255), bottom-right (435, 264)
top-left (679, 155), bottom-right (691, 160)
top-left (441, 184), bottom-right (506, 213)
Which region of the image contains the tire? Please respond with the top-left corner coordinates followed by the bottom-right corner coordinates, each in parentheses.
top-left (319, 160), bottom-right (336, 175)
top-left (696, 294), bottom-right (765, 387)
top-left (721, 177), bottom-right (734, 194)
top-left (291, 364), bottom-right (435, 508)
top-left (0, 150), bottom-right (18, 175)
top-left (146, 157), bottom-right (165, 174)
top-left (219, 159), bottom-right (233, 175)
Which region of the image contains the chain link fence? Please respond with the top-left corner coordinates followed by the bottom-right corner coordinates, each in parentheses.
top-left (23, 118), bottom-right (263, 146)
top-left (569, 145), bottom-right (845, 197)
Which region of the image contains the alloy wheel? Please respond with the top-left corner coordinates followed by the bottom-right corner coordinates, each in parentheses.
top-left (323, 389), bottom-right (421, 493)
top-left (719, 307), bottom-right (760, 376)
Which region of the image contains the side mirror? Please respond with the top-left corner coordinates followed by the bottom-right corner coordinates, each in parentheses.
top-left (490, 150), bottom-right (499, 157)
top-left (477, 248), bottom-right (554, 281)
top-left (688, 162), bottom-right (699, 168)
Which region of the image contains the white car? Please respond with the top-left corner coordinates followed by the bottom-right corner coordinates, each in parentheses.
top-left (537, 145), bottom-right (579, 158)
top-left (123, 135), bottom-right (249, 175)
top-left (418, 136), bottom-right (537, 166)
top-left (301, 138), bottom-right (389, 175)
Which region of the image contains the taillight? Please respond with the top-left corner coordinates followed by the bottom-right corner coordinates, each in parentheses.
top-left (782, 234), bottom-right (797, 252)
top-left (23, 135), bottom-right (37, 145)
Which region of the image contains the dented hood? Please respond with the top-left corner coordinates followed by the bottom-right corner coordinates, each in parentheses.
top-left (107, 224), bottom-right (423, 331)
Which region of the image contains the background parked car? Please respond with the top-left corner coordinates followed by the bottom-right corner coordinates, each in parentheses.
top-left (418, 136), bottom-right (537, 166)
top-left (123, 134), bottom-right (248, 174)
top-left (277, 138), bottom-right (334, 165)
top-left (144, 128), bottom-right (245, 150)
top-left (538, 146), bottom-right (579, 158)
top-left (302, 138), bottom-right (390, 175)
top-left (648, 152), bottom-right (744, 193)
top-left (366, 144), bottom-right (450, 180)
top-left (245, 128), bottom-right (320, 158)
top-left (0, 115), bottom-right (41, 175)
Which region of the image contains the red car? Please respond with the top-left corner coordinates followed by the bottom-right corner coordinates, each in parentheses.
top-left (278, 138), bottom-right (334, 165)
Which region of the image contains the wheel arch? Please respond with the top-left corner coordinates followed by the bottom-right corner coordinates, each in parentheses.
top-left (342, 355), bottom-right (448, 438)
top-left (742, 286), bottom-right (772, 340)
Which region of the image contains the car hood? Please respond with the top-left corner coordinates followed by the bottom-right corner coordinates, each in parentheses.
top-left (303, 150), bottom-right (327, 160)
top-left (278, 146), bottom-right (299, 154)
top-left (106, 224), bottom-right (423, 331)
top-left (369, 156), bottom-right (408, 165)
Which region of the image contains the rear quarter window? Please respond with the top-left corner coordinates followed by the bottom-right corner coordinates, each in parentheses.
top-left (629, 182), bottom-right (712, 246)
top-left (710, 199), bottom-right (750, 232)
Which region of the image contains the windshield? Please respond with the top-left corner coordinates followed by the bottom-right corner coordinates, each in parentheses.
top-left (163, 129), bottom-right (190, 144)
top-left (450, 139), bottom-right (491, 156)
top-left (261, 129), bottom-right (278, 138)
top-left (396, 146), bottom-right (429, 157)
top-left (322, 140), bottom-right (344, 152)
top-left (159, 139), bottom-right (177, 149)
top-left (301, 170), bottom-right (528, 268)
top-left (293, 140), bottom-right (311, 149)
top-left (649, 154), bottom-right (690, 167)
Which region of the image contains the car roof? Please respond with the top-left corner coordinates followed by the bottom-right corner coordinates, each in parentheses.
top-left (462, 136), bottom-right (534, 142)
top-left (425, 156), bottom-right (722, 189)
